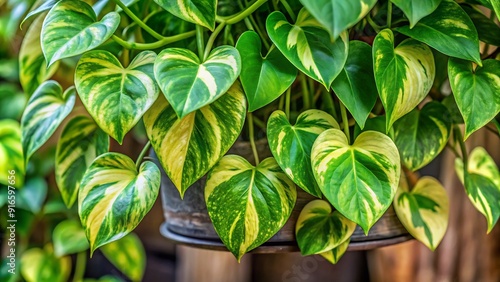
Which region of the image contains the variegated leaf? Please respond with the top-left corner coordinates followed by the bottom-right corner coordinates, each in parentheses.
top-left (319, 239), bottom-right (350, 264)
top-left (373, 29), bottom-right (435, 130)
top-left (267, 110), bottom-right (339, 197)
top-left (391, 0), bottom-right (442, 28)
top-left (20, 246), bottom-right (71, 282)
top-left (101, 233), bottom-right (145, 282)
top-left (299, 0), bottom-right (377, 40)
top-left (394, 176), bottom-right (449, 250)
top-left (462, 4), bottom-right (500, 46)
top-left (153, 0), bottom-right (216, 30)
top-left (266, 9), bottom-right (349, 88)
top-left (79, 153), bottom-right (160, 253)
top-left (393, 102), bottom-right (452, 171)
top-left (56, 115), bottom-right (109, 208)
top-left (295, 200), bottom-right (356, 255)
top-left (154, 46), bottom-right (241, 118)
top-left (144, 83), bottom-right (246, 197)
top-left (455, 147), bottom-right (500, 232)
top-left (0, 120), bottom-right (24, 188)
top-left (21, 0), bottom-right (60, 28)
top-left (395, 0), bottom-right (481, 65)
top-left (205, 156), bottom-right (297, 260)
top-left (448, 58), bottom-right (500, 139)
top-left (41, 0), bottom-right (120, 66)
top-left (21, 80), bottom-right (75, 163)
top-left (53, 219), bottom-right (89, 257)
top-left (311, 129), bottom-right (401, 232)
top-left (75, 50), bottom-right (159, 143)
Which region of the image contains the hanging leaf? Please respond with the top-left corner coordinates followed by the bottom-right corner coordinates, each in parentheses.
top-left (0, 120), bottom-right (24, 188)
top-left (373, 29), bottom-right (435, 130)
top-left (266, 9), bottom-right (349, 89)
top-left (21, 81), bottom-right (75, 163)
top-left (205, 156), bottom-right (297, 260)
top-left (331, 41), bottom-right (378, 129)
top-left (295, 200), bottom-right (356, 255)
top-left (41, 0), bottom-right (120, 66)
top-left (462, 5), bottom-right (500, 46)
top-left (393, 102), bottom-right (452, 171)
top-left (144, 83), bottom-right (246, 197)
top-left (153, 0), bottom-right (216, 30)
top-left (395, 0), bottom-right (481, 65)
top-left (75, 50), bottom-right (159, 143)
top-left (236, 31), bottom-right (297, 112)
top-left (267, 110), bottom-right (339, 197)
top-left (319, 239), bottom-right (350, 264)
top-left (394, 176), bottom-right (449, 250)
top-left (311, 129), bottom-right (401, 233)
top-left (20, 247), bottom-right (71, 282)
top-left (448, 58), bottom-right (500, 139)
top-left (56, 116), bottom-right (109, 208)
top-left (53, 219), bottom-right (90, 257)
top-left (391, 0), bottom-right (442, 28)
top-left (154, 46), bottom-right (241, 118)
top-left (101, 233), bottom-right (145, 282)
top-left (21, 0), bottom-right (60, 28)
top-left (79, 153), bottom-right (160, 253)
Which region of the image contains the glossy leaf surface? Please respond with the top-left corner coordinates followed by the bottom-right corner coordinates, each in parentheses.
top-left (391, 0), bottom-right (442, 28)
top-left (101, 233), bottom-right (145, 281)
top-left (154, 0), bottom-right (216, 30)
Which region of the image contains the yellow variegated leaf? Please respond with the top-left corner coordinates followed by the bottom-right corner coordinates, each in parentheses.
top-left (0, 120), bottom-right (25, 188)
top-left (20, 246), bottom-right (71, 282)
top-left (101, 233), bottom-right (145, 281)
top-left (319, 239), bottom-right (350, 264)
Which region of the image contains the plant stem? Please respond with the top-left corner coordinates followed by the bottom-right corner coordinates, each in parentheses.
top-left (387, 1), bottom-right (392, 29)
top-left (196, 25), bottom-right (205, 59)
top-left (112, 0), bottom-right (164, 40)
top-left (366, 13), bottom-right (382, 33)
top-left (453, 125), bottom-right (468, 169)
top-left (300, 73), bottom-right (311, 110)
top-left (285, 87), bottom-right (291, 120)
top-left (121, 48), bottom-right (130, 67)
top-left (112, 30), bottom-right (196, 50)
top-left (403, 166), bottom-right (419, 189)
top-left (136, 141), bottom-right (152, 170)
top-left (203, 22), bottom-right (226, 60)
top-left (216, 0), bottom-right (269, 25)
top-left (446, 142), bottom-right (460, 158)
top-left (339, 101), bottom-right (350, 143)
top-left (279, 0), bottom-right (296, 21)
top-left (248, 112), bottom-right (260, 165)
top-left (73, 251), bottom-right (87, 282)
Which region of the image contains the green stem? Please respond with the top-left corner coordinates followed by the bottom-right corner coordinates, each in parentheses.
top-left (121, 48), bottom-right (130, 68)
top-left (279, 0), bottom-right (296, 21)
top-left (454, 125), bottom-right (468, 169)
top-left (112, 0), bottom-right (164, 40)
top-left (196, 25), bottom-right (205, 59)
top-left (300, 73), bottom-right (311, 110)
top-left (446, 142), bottom-right (460, 158)
top-left (322, 91), bottom-right (337, 120)
top-left (203, 22), bottom-right (226, 60)
top-left (73, 251), bottom-right (87, 282)
top-left (339, 101), bottom-right (350, 143)
top-left (248, 113), bottom-right (260, 165)
top-left (366, 13), bottom-right (382, 33)
top-left (216, 0), bottom-right (269, 25)
top-left (387, 1), bottom-right (392, 29)
top-left (285, 87), bottom-right (291, 120)
top-left (112, 30), bottom-right (196, 50)
top-left (136, 141), bottom-right (152, 170)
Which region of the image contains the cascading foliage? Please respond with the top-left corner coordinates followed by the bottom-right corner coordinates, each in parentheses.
top-left (12, 0), bottom-right (500, 264)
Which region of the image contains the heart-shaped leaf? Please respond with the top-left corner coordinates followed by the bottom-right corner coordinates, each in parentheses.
top-left (267, 110), bottom-right (339, 197)
top-left (462, 4), bottom-right (500, 46)
top-left (0, 120), bottom-right (24, 188)
top-left (373, 29), bottom-right (435, 130)
top-left (393, 102), bottom-right (452, 171)
top-left (394, 176), bottom-right (449, 250)
top-left (154, 46), bottom-right (241, 118)
top-left (299, 0), bottom-right (377, 40)
top-left (79, 153), bottom-right (160, 253)
top-left (205, 156), bottom-right (297, 260)
top-left (153, 0), bottom-right (216, 30)
top-left (41, 0), bottom-right (120, 66)
top-left (75, 50), bottom-right (159, 144)
top-left (391, 0), bottom-right (442, 28)
top-left (332, 41), bottom-right (378, 129)
top-left (266, 9), bottom-right (349, 89)
top-left (21, 80), bottom-right (75, 163)
top-left (101, 233), bottom-right (145, 282)
top-left (144, 83), bottom-right (246, 197)
top-left (395, 0), bottom-right (481, 65)
top-left (455, 147), bottom-right (500, 232)
top-left (236, 31), bottom-right (297, 112)
top-left (56, 116), bottom-right (109, 208)
top-left (295, 200), bottom-right (356, 255)
top-left (448, 58), bottom-right (500, 139)
top-left (53, 219), bottom-right (89, 257)
top-left (311, 129), bottom-right (401, 232)
top-left (21, 247), bottom-right (71, 282)
top-left (319, 239), bottom-right (350, 264)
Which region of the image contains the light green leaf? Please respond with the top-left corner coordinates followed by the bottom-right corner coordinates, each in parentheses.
top-left (53, 219), bottom-right (90, 257)
top-left (490, 0), bottom-right (500, 21)
top-left (373, 29), bottom-right (435, 130)
top-left (41, 0), bottom-right (120, 66)
top-left (267, 110), bottom-right (339, 197)
top-left (319, 239), bottom-right (350, 264)
top-left (101, 233), bottom-right (145, 282)
top-left (206, 156), bottom-right (296, 260)
top-left (391, 0), bottom-right (442, 28)
top-left (311, 129), bottom-right (401, 233)
top-left (21, 0), bottom-right (60, 28)
top-left (462, 4), bottom-right (500, 46)
top-left (144, 83), bottom-right (246, 197)
top-left (20, 247), bottom-right (71, 282)
top-left (21, 80), bottom-right (75, 163)
top-left (154, 46), bottom-right (241, 118)
top-left (79, 153), bottom-right (160, 253)
top-left (56, 115), bottom-right (109, 208)
top-left (0, 120), bottom-right (24, 188)
top-left (266, 9), bottom-right (349, 88)
top-left (16, 177), bottom-right (47, 213)
top-left (153, 0), bottom-right (216, 30)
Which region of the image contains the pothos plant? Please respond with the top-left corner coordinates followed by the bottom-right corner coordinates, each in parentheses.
top-left (7, 0), bottom-right (500, 265)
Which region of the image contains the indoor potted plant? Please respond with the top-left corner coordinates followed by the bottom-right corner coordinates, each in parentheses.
top-left (4, 0), bottom-right (499, 265)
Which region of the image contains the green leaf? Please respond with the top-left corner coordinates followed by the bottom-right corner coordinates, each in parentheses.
top-left (16, 177), bottom-right (47, 213)
top-left (56, 115), bottom-right (109, 208)
top-left (295, 200), bottom-right (356, 255)
top-left (53, 219), bottom-right (90, 257)
top-left (353, 115), bottom-right (391, 140)
top-left (153, 0), bottom-right (216, 30)
top-left (490, 0), bottom-right (500, 21)
top-left (236, 31), bottom-right (297, 112)
top-left (331, 41), bottom-right (377, 128)
top-left (21, 0), bottom-right (60, 28)
top-left (462, 4), bottom-right (500, 46)
top-left (442, 95), bottom-right (464, 124)
top-left (205, 156), bottom-right (297, 260)
top-left (395, 0), bottom-right (481, 65)
top-left (391, 0), bottom-right (442, 28)
top-left (75, 50), bottom-right (159, 143)
top-left (311, 129), bottom-right (401, 233)
top-left (101, 233), bottom-right (146, 282)
top-left (267, 110), bottom-right (339, 197)
top-left (0, 120), bottom-right (24, 188)
top-left (455, 147), bottom-right (500, 233)
top-left (0, 84), bottom-right (26, 120)
top-left (21, 81), bottom-right (75, 163)
top-left (79, 153), bottom-right (160, 253)
top-left (393, 102), bottom-right (452, 171)
top-left (41, 0), bottom-right (120, 66)
top-left (299, 0), bottom-right (377, 40)
top-left (448, 58), bottom-right (500, 139)
top-left (154, 46), bottom-right (241, 118)
top-left (20, 247), bottom-right (71, 282)
top-left (394, 176), bottom-right (449, 250)
top-left (319, 239), bottom-right (350, 264)
top-left (373, 29), bottom-right (435, 130)
top-left (266, 9), bottom-right (349, 88)
top-left (144, 83), bottom-right (246, 197)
